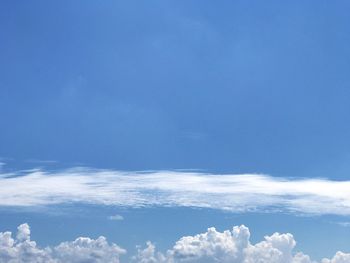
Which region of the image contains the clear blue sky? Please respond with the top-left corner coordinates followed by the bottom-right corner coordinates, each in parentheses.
top-left (1, 1), bottom-right (350, 262)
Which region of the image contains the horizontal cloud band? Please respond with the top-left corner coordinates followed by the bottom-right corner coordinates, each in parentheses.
top-left (1, 223), bottom-right (350, 262)
top-left (1, 168), bottom-right (350, 215)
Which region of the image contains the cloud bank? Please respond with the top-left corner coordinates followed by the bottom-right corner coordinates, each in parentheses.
top-left (1, 168), bottom-right (350, 215)
top-left (1, 223), bottom-right (350, 263)
top-left (0, 223), bottom-right (125, 263)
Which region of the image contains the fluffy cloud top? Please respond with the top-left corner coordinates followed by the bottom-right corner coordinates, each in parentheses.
top-left (1, 168), bottom-right (350, 215)
top-left (133, 226), bottom-right (346, 263)
top-left (1, 223), bottom-right (349, 263)
top-left (0, 223), bottom-right (125, 263)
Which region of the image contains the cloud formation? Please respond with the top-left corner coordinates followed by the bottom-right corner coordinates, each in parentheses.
top-left (134, 226), bottom-right (350, 263)
top-left (1, 223), bottom-right (350, 263)
top-left (1, 168), bottom-right (350, 215)
top-left (133, 226), bottom-right (311, 263)
top-left (0, 223), bottom-right (125, 263)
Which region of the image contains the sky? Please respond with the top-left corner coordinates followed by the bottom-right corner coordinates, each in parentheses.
top-left (1, 1), bottom-right (350, 262)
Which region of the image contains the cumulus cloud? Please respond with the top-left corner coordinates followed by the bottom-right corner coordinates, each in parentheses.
top-left (52, 236), bottom-right (125, 263)
top-left (1, 223), bottom-right (350, 263)
top-left (322, 252), bottom-right (350, 263)
top-left (133, 226), bottom-right (346, 263)
top-left (0, 223), bottom-right (125, 263)
top-left (1, 168), bottom-right (350, 215)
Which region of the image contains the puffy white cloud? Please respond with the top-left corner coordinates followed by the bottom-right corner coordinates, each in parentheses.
top-left (322, 252), bottom-right (350, 263)
top-left (0, 223), bottom-right (125, 263)
top-left (52, 236), bottom-right (125, 263)
top-left (16, 223), bottom-right (30, 242)
top-left (134, 226), bottom-right (349, 263)
top-left (168, 225), bottom-right (248, 262)
top-left (132, 241), bottom-right (166, 263)
top-left (1, 168), bottom-right (350, 216)
top-left (0, 223), bottom-right (53, 262)
top-left (1, 224), bottom-right (350, 262)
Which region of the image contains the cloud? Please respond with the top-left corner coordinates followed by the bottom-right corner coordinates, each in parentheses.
top-left (0, 223), bottom-right (125, 263)
top-left (109, 215), bottom-right (124, 221)
top-left (52, 236), bottom-right (125, 263)
top-left (133, 226), bottom-right (346, 263)
top-left (321, 252), bottom-right (350, 263)
top-left (331, 222), bottom-right (350, 228)
top-left (1, 223), bottom-right (350, 263)
top-left (1, 168), bottom-right (350, 215)
top-left (24, 159), bottom-right (58, 164)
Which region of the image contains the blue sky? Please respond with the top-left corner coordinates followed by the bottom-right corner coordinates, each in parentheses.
top-left (1, 1), bottom-right (350, 262)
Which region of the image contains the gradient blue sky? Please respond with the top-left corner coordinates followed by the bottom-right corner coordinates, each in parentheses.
top-left (1, 1), bottom-right (350, 262)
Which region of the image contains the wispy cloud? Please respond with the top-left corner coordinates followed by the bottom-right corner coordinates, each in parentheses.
top-left (1, 168), bottom-right (350, 215)
top-left (24, 159), bottom-right (58, 164)
top-left (108, 215), bottom-right (124, 221)
top-left (332, 221), bottom-right (350, 227)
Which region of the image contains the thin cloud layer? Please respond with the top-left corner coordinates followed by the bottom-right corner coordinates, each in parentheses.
top-left (1, 168), bottom-right (350, 215)
top-left (1, 223), bottom-right (350, 263)
top-left (109, 215), bottom-right (124, 221)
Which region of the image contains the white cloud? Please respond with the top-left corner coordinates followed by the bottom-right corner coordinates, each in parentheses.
top-left (133, 226), bottom-right (346, 263)
top-left (132, 241), bottom-right (166, 263)
top-left (1, 168), bottom-right (350, 215)
top-left (0, 223), bottom-right (125, 263)
top-left (109, 215), bottom-right (124, 221)
top-left (1, 223), bottom-right (350, 263)
top-left (52, 236), bottom-right (125, 263)
top-left (322, 252), bottom-right (350, 263)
